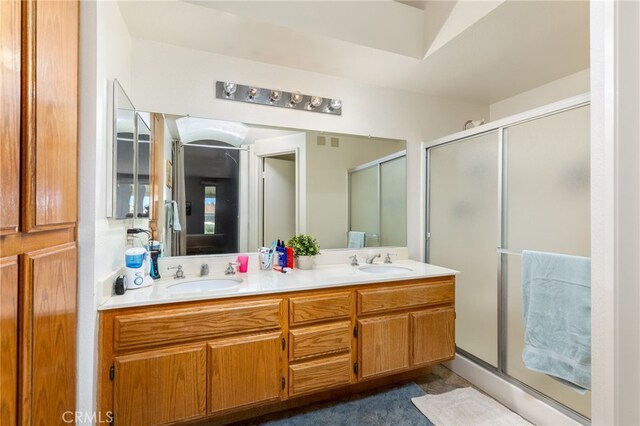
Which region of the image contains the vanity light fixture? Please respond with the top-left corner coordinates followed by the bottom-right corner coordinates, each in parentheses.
top-left (306, 96), bottom-right (323, 110)
top-left (269, 90), bottom-right (282, 103)
top-left (326, 98), bottom-right (342, 113)
top-left (247, 87), bottom-right (260, 100)
top-left (289, 92), bottom-right (303, 107)
top-left (223, 82), bottom-right (237, 98)
top-left (215, 81), bottom-right (342, 115)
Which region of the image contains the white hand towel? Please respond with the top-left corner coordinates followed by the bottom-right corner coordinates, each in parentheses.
top-left (171, 201), bottom-right (181, 231)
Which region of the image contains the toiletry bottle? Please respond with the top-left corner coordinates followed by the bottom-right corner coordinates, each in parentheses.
top-left (280, 241), bottom-right (287, 268)
top-left (286, 246), bottom-right (294, 269)
top-left (272, 241), bottom-right (281, 270)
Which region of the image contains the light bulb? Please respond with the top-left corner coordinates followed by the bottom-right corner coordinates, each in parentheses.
top-left (289, 92), bottom-right (303, 106)
top-left (247, 87), bottom-right (260, 99)
top-left (309, 96), bottom-right (323, 108)
top-left (269, 90), bottom-right (282, 103)
top-left (327, 98), bottom-right (342, 112)
top-left (223, 82), bottom-right (237, 97)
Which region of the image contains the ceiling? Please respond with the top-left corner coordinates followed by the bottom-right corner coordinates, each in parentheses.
top-left (118, 0), bottom-right (589, 104)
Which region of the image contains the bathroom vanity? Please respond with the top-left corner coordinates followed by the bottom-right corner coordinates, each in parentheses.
top-left (97, 261), bottom-right (456, 425)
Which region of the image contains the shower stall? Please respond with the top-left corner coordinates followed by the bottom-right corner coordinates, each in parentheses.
top-left (426, 95), bottom-right (591, 422)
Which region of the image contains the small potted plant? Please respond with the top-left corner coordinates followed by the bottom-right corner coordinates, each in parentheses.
top-left (287, 234), bottom-right (320, 270)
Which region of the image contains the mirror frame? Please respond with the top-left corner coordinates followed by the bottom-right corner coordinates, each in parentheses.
top-left (111, 79), bottom-right (153, 220)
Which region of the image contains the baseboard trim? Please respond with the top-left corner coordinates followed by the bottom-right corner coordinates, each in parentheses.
top-left (445, 355), bottom-right (582, 426)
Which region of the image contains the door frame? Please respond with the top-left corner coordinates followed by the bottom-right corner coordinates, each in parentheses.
top-left (258, 151), bottom-right (298, 247)
top-left (423, 92), bottom-right (590, 261)
top-left (423, 93), bottom-right (591, 424)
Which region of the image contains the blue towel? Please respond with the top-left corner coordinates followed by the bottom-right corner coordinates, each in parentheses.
top-left (347, 231), bottom-right (366, 248)
top-left (521, 250), bottom-right (591, 391)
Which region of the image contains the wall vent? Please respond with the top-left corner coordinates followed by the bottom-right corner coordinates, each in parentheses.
top-left (317, 136), bottom-right (326, 146)
top-left (331, 137), bottom-right (339, 148)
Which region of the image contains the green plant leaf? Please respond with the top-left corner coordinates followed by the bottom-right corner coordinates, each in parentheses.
top-left (286, 234), bottom-right (321, 257)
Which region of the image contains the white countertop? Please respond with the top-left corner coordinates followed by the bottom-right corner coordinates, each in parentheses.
top-left (98, 260), bottom-right (459, 311)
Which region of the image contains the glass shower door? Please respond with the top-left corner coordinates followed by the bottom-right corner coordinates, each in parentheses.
top-left (350, 166), bottom-right (380, 246)
top-left (380, 156), bottom-right (406, 247)
top-left (503, 105), bottom-right (591, 417)
top-left (428, 131), bottom-right (500, 367)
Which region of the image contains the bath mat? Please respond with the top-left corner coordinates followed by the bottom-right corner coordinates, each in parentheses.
top-left (263, 383), bottom-right (433, 426)
top-left (411, 387), bottom-right (532, 426)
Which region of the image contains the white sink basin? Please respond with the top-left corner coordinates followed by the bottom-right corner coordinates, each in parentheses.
top-left (165, 278), bottom-right (242, 294)
top-left (359, 265), bottom-right (413, 274)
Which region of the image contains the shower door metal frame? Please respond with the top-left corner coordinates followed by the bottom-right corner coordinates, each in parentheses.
top-left (424, 93), bottom-right (591, 424)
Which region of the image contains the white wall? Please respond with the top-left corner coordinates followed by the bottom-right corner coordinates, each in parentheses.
top-left (489, 68), bottom-right (590, 120)
top-left (77, 1), bottom-right (134, 421)
top-left (130, 39), bottom-right (489, 260)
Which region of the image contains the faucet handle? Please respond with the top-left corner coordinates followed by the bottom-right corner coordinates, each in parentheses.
top-left (384, 253), bottom-right (396, 264)
top-left (200, 263), bottom-right (209, 276)
top-left (168, 264), bottom-right (184, 279)
top-left (225, 262), bottom-right (239, 275)
top-left (349, 255), bottom-right (359, 267)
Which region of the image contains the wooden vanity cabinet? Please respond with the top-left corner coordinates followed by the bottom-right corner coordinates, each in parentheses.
top-left (358, 314), bottom-right (410, 379)
top-left (98, 276), bottom-right (455, 425)
top-left (411, 307), bottom-right (456, 366)
top-left (356, 279), bottom-right (455, 380)
top-left (114, 345), bottom-right (207, 426)
top-left (287, 292), bottom-right (355, 397)
top-left (208, 332), bottom-right (284, 414)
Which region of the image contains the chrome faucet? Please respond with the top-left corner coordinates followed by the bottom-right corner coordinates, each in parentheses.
top-left (225, 262), bottom-right (239, 276)
top-left (365, 253), bottom-right (381, 264)
top-left (349, 255), bottom-right (359, 267)
top-left (200, 263), bottom-right (209, 276)
top-left (384, 253), bottom-right (394, 264)
top-left (168, 265), bottom-right (185, 279)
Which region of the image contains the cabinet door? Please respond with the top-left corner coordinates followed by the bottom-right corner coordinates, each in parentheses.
top-left (358, 314), bottom-right (409, 379)
top-left (208, 332), bottom-right (283, 414)
top-left (22, 0), bottom-right (78, 231)
top-left (22, 243), bottom-right (77, 424)
top-left (412, 308), bottom-right (456, 366)
top-left (114, 345), bottom-right (206, 426)
top-left (1, 257), bottom-right (18, 426)
top-left (0, 0), bottom-right (20, 235)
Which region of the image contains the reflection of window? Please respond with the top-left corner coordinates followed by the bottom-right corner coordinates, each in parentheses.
top-left (204, 186), bottom-right (216, 235)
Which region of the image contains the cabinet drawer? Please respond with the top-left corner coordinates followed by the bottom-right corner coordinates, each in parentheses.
top-left (114, 299), bottom-right (283, 352)
top-left (289, 353), bottom-right (352, 396)
top-left (357, 280), bottom-right (454, 315)
top-left (289, 321), bottom-right (351, 360)
top-left (289, 291), bottom-right (352, 325)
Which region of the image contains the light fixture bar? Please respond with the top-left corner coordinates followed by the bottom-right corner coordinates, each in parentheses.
top-left (215, 81), bottom-right (342, 116)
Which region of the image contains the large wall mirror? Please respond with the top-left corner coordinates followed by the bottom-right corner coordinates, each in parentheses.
top-left (154, 114), bottom-right (407, 257)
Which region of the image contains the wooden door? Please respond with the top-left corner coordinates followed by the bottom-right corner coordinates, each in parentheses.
top-left (22, 0), bottom-right (78, 232)
top-left (1, 257), bottom-right (18, 426)
top-left (114, 345), bottom-right (207, 426)
top-left (21, 243), bottom-right (77, 424)
top-left (208, 332), bottom-right (283, 414)
top-left (358, 314), bottom-right (409, 379)
top-left (0, 0), bottom-right (20, 235)
top-left (411, 308), bottom-right (455, 366)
